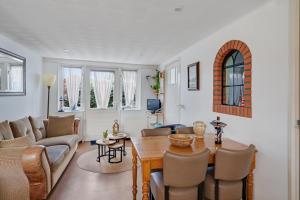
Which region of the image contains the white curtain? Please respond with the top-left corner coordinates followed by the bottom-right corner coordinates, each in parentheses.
top-left (92, 71), bottom-right (114, 109)
top-left (122, 71), bottom-right (137, 107)
top-left (64, 67), bottom-right (82, 110)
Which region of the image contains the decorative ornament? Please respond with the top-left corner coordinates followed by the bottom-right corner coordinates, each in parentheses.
top-left (210, 116), bottom-right (227, 144)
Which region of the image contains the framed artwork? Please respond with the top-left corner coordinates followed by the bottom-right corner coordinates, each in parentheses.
top-left (187, 62), bottom-right (200, 90)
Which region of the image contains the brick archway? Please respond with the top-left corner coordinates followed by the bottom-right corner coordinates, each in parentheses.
top-left (213, 40), bottom-right (252, 118)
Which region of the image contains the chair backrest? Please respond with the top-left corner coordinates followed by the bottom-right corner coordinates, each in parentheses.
top-left (175, 127), bottom-right (194, 134)
top-left (163, 148), bottom-right (210, 188)
top-left (215, 144), bottom-right (256, 181)
top-left (141, 128), bottom-right (171, 137)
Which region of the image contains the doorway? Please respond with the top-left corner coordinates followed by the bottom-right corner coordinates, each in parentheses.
top-left (164, 60), bottom-right (181, 124)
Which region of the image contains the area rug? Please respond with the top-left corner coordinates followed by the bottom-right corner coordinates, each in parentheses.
top-left (77, 147), bottom-right (137, 174)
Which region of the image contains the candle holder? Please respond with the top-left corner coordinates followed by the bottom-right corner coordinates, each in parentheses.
top-left (58, 96), bottom-right (64, 112)
top-left (210, 116), bottom-right (227, 144)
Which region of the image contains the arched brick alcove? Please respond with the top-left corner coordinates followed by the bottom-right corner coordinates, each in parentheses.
top-left (213, 40), bottom-right (252, 118)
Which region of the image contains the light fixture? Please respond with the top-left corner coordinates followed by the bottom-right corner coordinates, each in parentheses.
top-left (174, 6), bottom-right (184, 12)
top-left (42, 74), bottom-right (56, 87)
top-left (42, 74), bottom-right (56, 118)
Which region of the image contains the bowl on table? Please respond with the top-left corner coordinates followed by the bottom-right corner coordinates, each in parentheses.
top-left (168, 134), bottom-right (194, 147)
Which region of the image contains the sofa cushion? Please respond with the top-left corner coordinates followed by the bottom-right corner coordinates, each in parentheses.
top-left (36, 135), bottom-right (79, 149)
top-left (0, 120), bottom-right (14, 140)
top-left (0, 135), bottom-right (34, 148)
top-left (46, 145), bottom-right (70, 171)
top-left (10, 117), bottom-right (36, 142)
top-left (29, 116), bottom-right (46, 141)
top-left (47, 115), bottom-right (75, 138)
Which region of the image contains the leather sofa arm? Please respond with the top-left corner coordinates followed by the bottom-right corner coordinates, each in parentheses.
top-left (74, 118), bottom-right (80, 135)
top-left (43, 118), bottom-right (80, 135)
top-left (22, 145), bottom-right (51, 200)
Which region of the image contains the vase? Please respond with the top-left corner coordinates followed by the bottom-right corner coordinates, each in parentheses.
top-left (112, 120), bottom-right (119, 136)
top-left (193, 121), bottom-right (206, 139)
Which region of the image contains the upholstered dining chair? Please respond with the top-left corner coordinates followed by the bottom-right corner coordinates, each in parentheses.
top-left (150, 148), bottom-right (210, 200)
top-left (175, 127), bottom-right (194, 134)
top-left (205, 144), bottom-right (256, 200)
top-left (141, 128), bottom-right (171, 137)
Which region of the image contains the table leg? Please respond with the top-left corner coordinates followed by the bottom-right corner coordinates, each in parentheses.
top-left (132, 146), bottom-right (138, 200)
top-left (142, 160), bottom-right (151, 200)
top-left (123, 139), bottom-right (126, 156)
top-left (247, 154), bottom-right (256, 200)
top-left (97, 145), bottom-right (100, 162)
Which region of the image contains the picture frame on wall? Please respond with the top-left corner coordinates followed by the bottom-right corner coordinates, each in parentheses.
top-left (187, 62), bottom-right (200, 91)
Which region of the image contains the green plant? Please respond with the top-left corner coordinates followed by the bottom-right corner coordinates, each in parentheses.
top-left (150, 70), bottom-right (160, 93)
top-left (102, 130), bottom-right (108, 139)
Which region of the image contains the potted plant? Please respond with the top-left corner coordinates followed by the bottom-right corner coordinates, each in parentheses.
top-left (150, 70), bottom-right (160, 95)
top-left (102, 130), bottom-right (109, 142)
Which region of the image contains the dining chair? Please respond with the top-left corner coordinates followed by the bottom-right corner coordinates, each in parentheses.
top-left (141, 128), bottom-right (171, 137)
top-left (205, 144), bottom-right (256, 200)
top-left (150, 148), bottom-right (210, 200)
top-left (175, 127), bottom-right (194, 134)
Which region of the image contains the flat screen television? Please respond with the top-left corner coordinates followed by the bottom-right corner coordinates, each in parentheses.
top-left (147, 99), bottom-right (161, 113)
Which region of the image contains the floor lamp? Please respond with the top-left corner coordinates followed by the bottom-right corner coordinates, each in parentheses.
top-left (42, 74), bottom-right (56, 118)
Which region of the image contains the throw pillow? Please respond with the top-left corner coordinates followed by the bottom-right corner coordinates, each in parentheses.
top-left (47, 115), bottom-right (75, 138)
top-left (29, 116), bottom-right (46, 141)
top-left (0, 135), bottom-right (34, 148)
top-left (0, 120), bottom-right (14, 140)
top-left (10, 117), bottom-right (36, 142)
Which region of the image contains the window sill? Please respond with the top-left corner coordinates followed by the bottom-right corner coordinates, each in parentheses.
top-left (121, 108), bottom-right (141, 111)
top-left (87, 107), bottom-right (116, 112)
top-left (57, 109), bottom-right (85, 113)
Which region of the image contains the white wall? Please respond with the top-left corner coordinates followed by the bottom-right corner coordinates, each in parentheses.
top-left (0, 34), bottom-right (43, 120)
top-left (160, 1), bottom-right (289, 200)
top-left (43, 58), bottom-right (157, 140)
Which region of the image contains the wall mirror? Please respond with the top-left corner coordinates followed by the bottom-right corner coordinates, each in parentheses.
top-left (0, 48), bottom-right (26, 96)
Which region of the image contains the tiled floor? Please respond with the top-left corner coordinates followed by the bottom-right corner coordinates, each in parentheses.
top-left (48, 142), bottom-right (141, 200)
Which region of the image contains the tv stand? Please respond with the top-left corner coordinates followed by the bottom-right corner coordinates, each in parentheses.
top-left (146, 111), bottom-right (164, 128)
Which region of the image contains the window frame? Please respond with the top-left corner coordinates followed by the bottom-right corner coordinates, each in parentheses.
top-left (213, 40), bottom-right (252, 118)
top-left (88, 67), bottom-right (117, 110)
top-left (120, 69), bottom-right (141, 110)
top-left (222, 50), bottom-right (245, 106)
top-left (58, 65), bottom-right (84, 112)
top-left (58, 65), bottom-right (143, 112)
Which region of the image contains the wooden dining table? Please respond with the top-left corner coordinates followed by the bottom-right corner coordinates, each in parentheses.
top-left (131, 134), bottom-right (256, 200)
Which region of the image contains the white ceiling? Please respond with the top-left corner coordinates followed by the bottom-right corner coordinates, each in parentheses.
top-left (0, 0), bottom-right (267, 65)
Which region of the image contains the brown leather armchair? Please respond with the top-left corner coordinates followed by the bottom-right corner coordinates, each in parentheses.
top-left (205, 144), bottom-right (256, 200)
top-left (175, 127), bottom-right (194, 134)
top-left (150, 149), bottom-right (210, 200)
top-left (141, 128), bottom-right (171, 137)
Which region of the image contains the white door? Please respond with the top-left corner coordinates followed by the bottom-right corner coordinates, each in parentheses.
top-left (165, 61), bottom-right (181, 124)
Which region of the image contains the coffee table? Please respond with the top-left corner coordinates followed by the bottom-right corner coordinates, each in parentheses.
top-left (96, 139), bottom-right (116, 162)
top-left (109, 133), bottom-right (127, 156)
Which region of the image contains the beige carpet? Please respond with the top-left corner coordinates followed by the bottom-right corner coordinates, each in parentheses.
top-left (77, 147), bottom-right (135, 174)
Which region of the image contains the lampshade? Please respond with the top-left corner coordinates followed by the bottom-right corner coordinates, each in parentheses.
top-left (42, 74), bottom-right (56, 87)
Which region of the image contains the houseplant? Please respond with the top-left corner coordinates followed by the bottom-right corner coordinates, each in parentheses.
top-left (102, 130), bottom-right (109, 142)
top-left (150, 70), bottom-right (160, 95)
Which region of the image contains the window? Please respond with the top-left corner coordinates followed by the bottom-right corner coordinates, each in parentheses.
top-left (170, 67), bottom-right (176, 85)
top-left (213, 40), bottom-right (252, 118)
top-left (222, 50), bottom-right (244, 106)
top-left (62, 67), bottom-right (83, 110)
top-left (121, 70), bottom-right (137, 109)
top-left (90, 70), bottom-right (115, 109)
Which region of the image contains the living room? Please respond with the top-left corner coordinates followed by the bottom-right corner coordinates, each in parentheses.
top-left (0, 0), bottom-right (299, 200)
